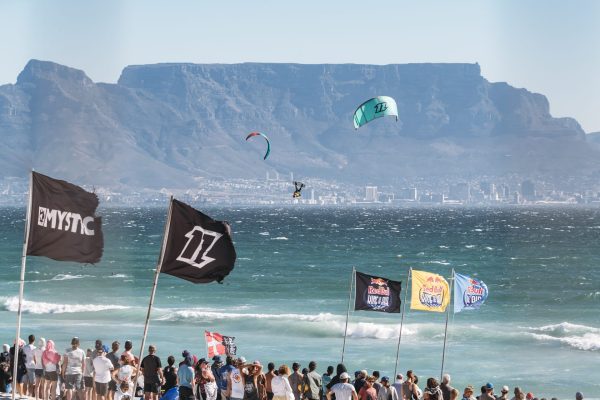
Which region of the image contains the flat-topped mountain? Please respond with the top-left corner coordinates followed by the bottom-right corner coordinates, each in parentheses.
top-left (0, 60), bottom-right (596, 189)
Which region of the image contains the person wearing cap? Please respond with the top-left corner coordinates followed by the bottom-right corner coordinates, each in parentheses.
top-left (461, 386), bottom-right (475, 400)
top-left (212, 356), bottom-right (224, 400)
top-left (92, 345), bottom-right (114, 400)
top-left (302, 361), bottom-right (321, 400)
top-left (178, 356), bottom-right (196, 400)
top-left (378, 376), bottom-right (399, 400)
top-left (353, 371), bottom-right (366, 394)
top-left (496, 386), bottom-right (509, 400)
top-left (140, 345), bottom-right (164, 400)
top-left (479, 384), bottom-right (494, 400)
top-left (63, 337), bottom-right (86, 400)
top-left (106, 341), bottom-right (121, 400)
top-left (197, 357), bottom-right (219, 400)
top-left (525, 393), bottom-right (534, 400)
top-left (327, 372), bottom-right (357, 400)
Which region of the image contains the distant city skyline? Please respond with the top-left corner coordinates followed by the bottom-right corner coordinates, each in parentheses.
top-left (1, 0), bottom-right (599, 132)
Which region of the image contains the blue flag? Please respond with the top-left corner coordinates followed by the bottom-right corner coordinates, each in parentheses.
top-left (454, 273), bottom-right (488, 313)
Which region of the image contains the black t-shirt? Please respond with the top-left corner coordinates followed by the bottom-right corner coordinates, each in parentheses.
top-left (243, 373), bottom-right (259, 400)
top-left (141, 355), bottom-right (162, 383)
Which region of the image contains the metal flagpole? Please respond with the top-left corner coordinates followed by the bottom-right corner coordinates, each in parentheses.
top-left (394, 267), bottom-right (412, 379)
top-left (440, 269), bottom-right (455, 381)
top-left (341, 266), bottom-right (355, 363)
top-left (13, 171), bottom-right (33, 400)
top-left (133, 195), bottom-right (174, 392)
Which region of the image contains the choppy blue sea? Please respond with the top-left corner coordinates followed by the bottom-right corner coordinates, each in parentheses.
top-left (1, 206), bottom-right (599, 397)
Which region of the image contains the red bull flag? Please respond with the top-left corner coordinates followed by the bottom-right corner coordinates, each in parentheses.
top-left (454, 273), bottom-right (488, 313)
top-left (354, 271), bottom-right (401, 313)
top-left (204, 330), bottom-right (237, 358)
top-left (410, 270), bottom-right (450, 312)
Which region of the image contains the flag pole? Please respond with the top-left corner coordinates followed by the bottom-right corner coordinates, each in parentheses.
top-left (341, 266), bottom-right (355, 363)
top-left (13, 170), bottom-right (33, 400)
top-left (133, 195), bottom-right (174, 392)
top-left (394, 267), bottom-right (412, 379)
top-left (440, 269), bottom-right (454, 381)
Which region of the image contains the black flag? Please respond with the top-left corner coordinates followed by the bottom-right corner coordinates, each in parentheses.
top-left (354, 271), bottom-right (401, 313)
top-left (26, 172), bottom-right (103, 263)
top-left (160, 199), bottom-right (236, 283)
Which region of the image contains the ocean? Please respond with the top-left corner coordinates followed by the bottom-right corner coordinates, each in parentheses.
top-left (1, 206), bottom-right (599, 397)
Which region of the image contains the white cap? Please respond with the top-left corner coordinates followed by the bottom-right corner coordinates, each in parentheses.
top-left (340, 372), bottom-right (350, 380)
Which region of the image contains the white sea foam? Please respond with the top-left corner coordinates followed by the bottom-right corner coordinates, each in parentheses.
top-left (107, 274), bottom-right (130, 278)
top-left (1, 296), bottom-right (130, 314)
top-left (271, 237), bottom-right (289, 240)
top-left (158, 310), bottom-right (340, 322)
top-left (525, 322), bottom-right (600, 351)
top-left (259, 232), bottom-right (270, 236)
top-left (51, 274), bottom-right (93, 281)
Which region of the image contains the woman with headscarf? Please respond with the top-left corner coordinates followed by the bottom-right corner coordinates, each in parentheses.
top-left (42, 340), bottom-right (61, 400)
top-left (178, 356), bottom-right (195, 400)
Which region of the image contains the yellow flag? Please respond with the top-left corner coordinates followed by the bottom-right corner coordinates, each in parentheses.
top-left (410, 270), bottom-right (450, 312)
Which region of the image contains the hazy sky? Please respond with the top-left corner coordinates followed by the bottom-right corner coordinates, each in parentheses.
top-left (1, 0), bottom-right (599, 132)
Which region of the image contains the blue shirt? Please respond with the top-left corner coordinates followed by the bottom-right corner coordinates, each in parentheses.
top-left (177, 366), bottom-right (195, 389)
top-left (218, 364), bottom-right (235, 390)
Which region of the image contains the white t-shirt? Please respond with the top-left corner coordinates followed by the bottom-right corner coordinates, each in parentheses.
top-left (44, 359), bottom-right (58, 372)
top-left (118, 365), bottom-right (133, 382)
top-left (331, 383), bottom-right (356, 400)
top-left (64, 347), bottom-right (85, 375)
top-left (230, 367), bottom-right (244, 399)
top-left (33, 348), bottom-right (44, 369)
top-left (23, 344), bottom-right (36, 369)
top-left (93, 356), bottom-right (114, 383)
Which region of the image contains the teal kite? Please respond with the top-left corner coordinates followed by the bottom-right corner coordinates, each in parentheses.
top-left (353, 96), bottom-right (399, 129)
top-left (245, 132), bottom-right (271, 160)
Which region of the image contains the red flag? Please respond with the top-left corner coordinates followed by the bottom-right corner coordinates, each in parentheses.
top-left (204, 330), bottom-right (237, 358)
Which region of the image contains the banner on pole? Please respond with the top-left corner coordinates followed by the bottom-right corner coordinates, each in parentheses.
top-left (205, 330), bottom-right (237, 358)
top-left (26, 172), bottom-right (103, 264)
top-left (354, 271), bottom-right (401, 313)
top-left (410, 270), bottom-right (450, 312)
top-left (453, 273), bottom-right (488, 313)
top-left (160, 199), bottom-right (236, 284)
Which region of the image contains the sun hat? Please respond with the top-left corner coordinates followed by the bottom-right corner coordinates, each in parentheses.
top-left (502, 386), bottom-right (509, 393)
top-left (340, 372), bottom-right (350, 380)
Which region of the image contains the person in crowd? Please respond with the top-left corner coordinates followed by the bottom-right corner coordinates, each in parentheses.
top-left (289, 363), bottom-right (303, 400)
top-left (422, 378), bottom-right (442, 400)
top-left (450, 389), bottom-right (459, 400)
top-left (121, 341), bottom-right (135, 366)
top-left (114, 381), bottom-right (132, 400)
top-left (575, 393), bottom-right (584, 400)
top-left (92, 345), bottom-right (114, 400)
top-left (371, 372), bottom-right (381, 394)
top-left (112, 354), bottom-right (137, 394)
top-left (23, 334), bottom-right (37, 397)
top-left (479, 384), bottom-right (494, 400)
top-left (357, 376), bottom-right (376, 400)
top-left (219, 356), bottom-right (235, 400)
top-left (92, 340), bottom-right (104, 359)
top-left (63, 337), bottom-right (86, 400)
top-left (196, 358), bottom-right (218, 400)
top-left (377, 377), bottom-right (398, 400)
top-left (440, 375), bottom-right (453, 400)
top-left (83, 348), bottom-right (95, 400)
top-left (226, 357), bottom-right (245, 400)
top-left (106, 341), bottom-right (120, 400)
top-left (476, 386), bottom-right (485, 400)
top-left (497, 386), bottom-right (510, 400)
top-left (327, 372), bottom-right (357, 400)
top-left (525, 393), bottom-right (534, 400)
top-left (33, 337), bottom-right (46, 400)
top-left (391, 375), bottom-right (403, 400)
top-left (178, 356), bottom-right (196, 400)
top-left (0, 344), bottom-right (10, 364)
top-left (140, 345), bottom-right (164, 400)
top-left (0, 361), bottom-right (12, 394)
top-left (271, 365), bottom-right (293, 400)
top-left (325, 364), bottom-right (347, 397)
top-left (462, 386), bottom-right (476, 400)
top-left (42, 340), bottom-right (61, 400)
top-left (10, 338), bottom-right (27, 397)
top-left (302, 361), bottom-right (321, 400)
top-left (353, 371), bottom-right (366, 394)
top-left (162, 356), bottom-right (177, 395)
top-left (401, 371), bottom-right (418, 400)
top-left (212, 356), bottom-right (224, 400)
top-left (321, 366), bottom-right (334, 400)
top-left (265, 362), bottom-right (277, 400)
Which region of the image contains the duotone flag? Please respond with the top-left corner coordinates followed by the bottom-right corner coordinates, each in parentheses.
top-left (354, 271), bottom-right (401, 313)
top-left (160, 199), bottom-right (236, 283)
top-left (26, 172), bottom-right (103, 263)
top-left (454, 273), bottom-right (488, 313)
top-left (410, 269), bottom-right (450, 312)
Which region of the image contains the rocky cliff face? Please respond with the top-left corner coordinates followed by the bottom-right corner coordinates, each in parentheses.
top-left (0, 60), bottom-right (594, 188)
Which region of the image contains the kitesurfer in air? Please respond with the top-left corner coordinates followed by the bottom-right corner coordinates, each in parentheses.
top-left (293, 181), bottom-right (305, 198)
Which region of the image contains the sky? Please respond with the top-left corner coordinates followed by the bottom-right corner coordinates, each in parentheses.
top-left (1, 0), bottom-right (599, 132)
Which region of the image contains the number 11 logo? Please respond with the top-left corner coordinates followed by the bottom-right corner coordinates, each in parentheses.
top-left (176, 226), bottom-right (223, 269)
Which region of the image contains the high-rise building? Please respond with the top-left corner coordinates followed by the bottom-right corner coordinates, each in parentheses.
top-left (365, 186), bottom-right (378, 202)
top-left (521, 180), bottom-right (535, 200)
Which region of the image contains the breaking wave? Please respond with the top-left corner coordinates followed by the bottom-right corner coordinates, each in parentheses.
top-left (526, 322), bottom-right (600, 351)
top-left (1, 296), bottom-right (130, 314)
